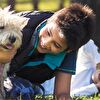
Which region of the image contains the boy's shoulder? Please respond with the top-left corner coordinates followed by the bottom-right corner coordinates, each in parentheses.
top-left (17, 11), bottom-right (53, 28)
top-left (16, 11), bottom-right (53, 19)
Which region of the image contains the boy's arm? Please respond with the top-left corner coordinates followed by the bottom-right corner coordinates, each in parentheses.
top-left (54, 71), bottom-right (72, 100)
top-left (71, 83), bottom-right (98, 96)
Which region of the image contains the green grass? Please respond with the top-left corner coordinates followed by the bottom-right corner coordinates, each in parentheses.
top-left (72, 94), bottom-right (100, 100)
top-left (34, 94), bottom-right (100, 100)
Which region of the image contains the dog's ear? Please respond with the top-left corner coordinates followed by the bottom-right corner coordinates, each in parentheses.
top-left (3, 5), bottom-right (14, 14)
top-left (0, 6), bottom-right (29, 30)
top-left (0, 6), bottom-right (10, 11)
top-left (11, 12), bottom-right (29, 30)
top-left (10, 12), bottom-right (29, 30)
top-left (3, 6), bottom-right (11, 12)
top-left (7, 14), bottom-right (29, 30)
top-left (17, 17), bottom-right (29, 30)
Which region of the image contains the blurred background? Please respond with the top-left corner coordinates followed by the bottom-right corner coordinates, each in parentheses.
top-left (0, 0), bottom-right (70, 12)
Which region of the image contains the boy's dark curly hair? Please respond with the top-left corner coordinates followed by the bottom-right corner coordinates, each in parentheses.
top-left (48, 3), bottom-right (95, 51)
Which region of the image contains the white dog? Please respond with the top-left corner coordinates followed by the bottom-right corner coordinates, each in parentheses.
top-left (0, 6), bottom-right (29, 98)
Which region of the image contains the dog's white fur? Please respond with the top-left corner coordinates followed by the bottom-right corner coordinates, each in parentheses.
top-left (0, 6), bottom-right (29, 98)
top-left (0, 6), bottom-right (29, 50)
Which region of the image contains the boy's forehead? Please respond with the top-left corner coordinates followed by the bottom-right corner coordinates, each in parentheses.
top-left (46, 22), bottom-right (67, 49)
top-left (47, 22), bottom-right (65, 39)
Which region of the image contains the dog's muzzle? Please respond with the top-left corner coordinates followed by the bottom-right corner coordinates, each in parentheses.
top-left (9, 36), bottom-right (16, 44)
top-left (0, 36), bottom-right (17, 50)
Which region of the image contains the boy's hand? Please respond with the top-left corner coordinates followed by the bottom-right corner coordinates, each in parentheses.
top-left (0, 48), bottom-right (17, 63)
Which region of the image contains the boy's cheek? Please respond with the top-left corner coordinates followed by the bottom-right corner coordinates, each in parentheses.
top-left (39, 27), bottom-right (46, 37)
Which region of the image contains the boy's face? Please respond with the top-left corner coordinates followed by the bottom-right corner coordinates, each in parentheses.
top-left (37, 23), bottom-right (67, 54)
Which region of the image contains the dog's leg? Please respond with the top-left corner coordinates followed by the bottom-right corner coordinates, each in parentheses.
top-left (0, 63), bottom-right (10, 99)
top-left (0, 64), bottom-right (5, 99)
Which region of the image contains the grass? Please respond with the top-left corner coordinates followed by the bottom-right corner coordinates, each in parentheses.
top-left (72, 94), bottom-right (100, 100)
top-left (34, 94), bottom-right (100, 100)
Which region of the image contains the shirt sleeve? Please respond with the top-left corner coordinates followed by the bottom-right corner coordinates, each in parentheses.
top-left (84, 40), bottom-right (100, 65)
top-left (57, 51), bottom-right (77, 75)
top-left (71, 83), bottom-right (99, 97)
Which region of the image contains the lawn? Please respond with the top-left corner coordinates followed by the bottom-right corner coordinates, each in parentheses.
top-left (34, 94), bottom-right (100, 100)
top-left (0, 0), bottom-right (100, 100)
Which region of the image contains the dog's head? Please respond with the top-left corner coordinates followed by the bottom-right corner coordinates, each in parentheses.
top-left (0, 6), bottom-right (29, 51)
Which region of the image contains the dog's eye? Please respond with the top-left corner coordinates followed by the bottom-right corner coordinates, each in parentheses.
top-left (0, 26), bottom-right (4, 29)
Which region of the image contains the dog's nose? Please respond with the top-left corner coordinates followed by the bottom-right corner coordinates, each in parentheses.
top-left (9, 36), bottom-right (16, 43)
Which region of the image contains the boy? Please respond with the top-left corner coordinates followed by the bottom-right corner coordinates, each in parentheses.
top-left (2, 3), bottom-right (95, 100)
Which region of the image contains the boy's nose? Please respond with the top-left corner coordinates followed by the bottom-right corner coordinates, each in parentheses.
top-left (45, 44), bottom-right (51, 49)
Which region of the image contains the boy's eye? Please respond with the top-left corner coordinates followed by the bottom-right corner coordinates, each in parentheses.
top-left (47, 31), bottom-right (50, 36)
top-left (54, 42), bottom-right (61, 48)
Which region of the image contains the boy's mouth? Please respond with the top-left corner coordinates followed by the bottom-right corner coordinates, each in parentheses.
top-left (37, 37), bottom-right (50, 54)
top-left (39, 37), bottom-right (47, 49)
